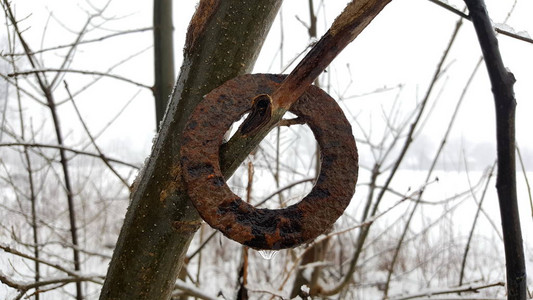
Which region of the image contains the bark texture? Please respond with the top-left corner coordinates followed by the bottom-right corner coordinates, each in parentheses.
top-left (464, 0), bottom-right (526, 299)
top-left (100, 1), bottom-right (282, 299)
top-left (153, 0), bottom-right (175, 129)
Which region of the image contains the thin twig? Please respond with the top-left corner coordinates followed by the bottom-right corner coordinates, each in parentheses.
top-left (186, 229), bottom-right (218, 261)
top-left (0, 273), bottom-right (104, 300)
top-left (384, 16), bottom-right (463, 296)
top-left (4, 25), bottom-right (43, 299)
top-left (0, 73), bottom-right (47, 106)
top-left (384, 27), bottom-right (478, 297)
top-left (0, 142), bottom-right (140, 169)
top-left (515, 144), bottom-right (532, 219)
top-left (255, 178), bottom-right (315, 207)
top-left (427, 0), bottom-right (469, 19)
top-left (428, 0), bottom-right (533, 45)
top-left (459, 162), bottom-right (496, 287)
top-left (94, 90), bottom-right (143, 138)
top-left (171, 279), bottom-right (219, 300)
top-left (454, 57), bottom-right (489, 288)
top-left (1, 243), bottom-right (81, 278)
top-left (495, 26), bottom-right (533, 45)
top-left (64, 81), bottom-right (130, 187)
top-left (56, 45), bottom-right (153, 105)
top-left (389, 281), bottom-right (504, 300)
top-left (3, 27), bottom-right (152, 57)
top-left (9, 68), bottom-right (151, 90)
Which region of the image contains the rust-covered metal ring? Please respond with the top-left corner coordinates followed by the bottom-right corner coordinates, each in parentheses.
top-left (180, 74), bottom-right (358, 250)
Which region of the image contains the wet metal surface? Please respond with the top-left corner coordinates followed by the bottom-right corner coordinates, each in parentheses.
top-left (180, 74), bottom-right (358, 250)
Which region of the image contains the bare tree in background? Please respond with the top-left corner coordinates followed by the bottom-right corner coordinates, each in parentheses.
top-left (153, 0), bottom-right (174, 129)
top-left (1, 1), bottom-right (148, 298)
top-left (1, 0), bottom-right (531, 299)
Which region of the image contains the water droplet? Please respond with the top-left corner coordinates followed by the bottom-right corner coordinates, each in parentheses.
top-left (258, 250), bottom-right (278, 260)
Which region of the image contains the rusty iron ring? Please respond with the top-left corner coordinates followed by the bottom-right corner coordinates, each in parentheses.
top-left (180, 74), bottom-right (358, 250)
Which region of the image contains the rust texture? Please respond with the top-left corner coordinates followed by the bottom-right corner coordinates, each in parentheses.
top-left (184, 0), bottom-right (220, 51)
top-left (271, 0), bottom-right (392, 110)
top-left (240, 94), bottom-right (273, 136)
top-left (180, 74), bottom-right (358, 250)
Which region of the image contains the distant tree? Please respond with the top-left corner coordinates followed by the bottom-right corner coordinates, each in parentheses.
top-left (1, 0), bottom-right (529, 299)
top-left (153, 0), bottom-right (175, 129)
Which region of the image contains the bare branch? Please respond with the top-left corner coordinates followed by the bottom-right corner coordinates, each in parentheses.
top-left (8, 68), bottom-right (152, 90)
top-left (427, 0), bottom-right (533, 45)
top-left (1, 243), bottom-right (81, 278)
top-left (2, 27), bottom-right (152, 57)
top-left (171, 280), bottom-right (219, 300)
top-left (64, 81), bottom-right (130, 187)
top-left (389, 281), bottom-right (504, 300)
top-left (515, 145), bottom-right (532, 219)
top-left (0, 272), bottom-right (103, 300)
top-left (464, 0), bottom-right (526, 298)
top-left (0, 142), bottom-right (140, 169)
top-left (254, 177), bottom-right (315, 207)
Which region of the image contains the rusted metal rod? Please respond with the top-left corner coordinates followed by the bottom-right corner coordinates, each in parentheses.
top-left (222, 0), bottom-right (392, 180)
top-left (273, 0), bottom-right (392, 110)
top-left (240, 0), bottom-right (392, 135)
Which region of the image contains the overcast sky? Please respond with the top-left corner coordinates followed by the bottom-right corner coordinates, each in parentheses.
top-left (3, 0), bottom-right (533, 172)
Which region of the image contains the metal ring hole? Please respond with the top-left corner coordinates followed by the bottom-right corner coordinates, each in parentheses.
top-left (223, 112), bottom-right (248, 142)
top-left (227, 115), bottom-right (317, 210)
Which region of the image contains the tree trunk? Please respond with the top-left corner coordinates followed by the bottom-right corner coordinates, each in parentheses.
top-left (153, 0), bottom-right (175, 129)
top-left (464, 0), bottom-right (526, 298)
top-left (100, 1), bottom-right (282, 299)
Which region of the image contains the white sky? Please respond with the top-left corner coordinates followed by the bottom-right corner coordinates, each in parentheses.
top-left (5, 0), bottom-right (532, 171)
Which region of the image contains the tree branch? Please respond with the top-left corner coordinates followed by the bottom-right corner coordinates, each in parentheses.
top-left (64, 81), bottom-right (130, 187)
top-left (464, 0), bottom-right (526, 299)
top-left (8, 68), bottom-right (152, 90)
top-left (153, 0), bottom-right (175, 129)
top-left (428, 0), bottom-right (533, 45)
top-left (0, 142), bottom-right (140, 169)
top-left (389, 281), bottom-right (504, 300)
top-left (2, 27), bottom-right (152, 57)
top-left (100, 1), bottom-right (283, 299)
